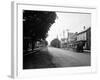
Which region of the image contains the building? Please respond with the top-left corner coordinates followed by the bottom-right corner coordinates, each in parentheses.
top-left (85, 27), bottom-right (91, 50)
top-left (76, 27), bottom-right (91, 51)
top-left (60, 38), bottom-right (67, 48)
top-left (64, 27), bottom-right (91, 52)
top-left (60, 27), bottom-right (91, 51)
top-left (66, 32), bottom-right (77, 48)
top-left (68, 33), bottom-right (76, 42)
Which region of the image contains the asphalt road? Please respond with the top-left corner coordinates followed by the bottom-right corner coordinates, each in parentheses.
top-left (48, 47), bottom-right (91, 67)
top-left (23, 47), bottom-right (56, 69)
top-left (23, 47), bottom-right (90, 69)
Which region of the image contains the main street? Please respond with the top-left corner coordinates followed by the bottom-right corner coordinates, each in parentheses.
top-left (48, 47), bottom-right (90, 67)
top-left (23, 47), bottom-right (90, 69)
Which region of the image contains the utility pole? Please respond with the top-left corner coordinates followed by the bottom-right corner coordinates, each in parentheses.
top-left (83, 26), bottom-right (86, 30)
top-left (66, 29), bottom-right (69, 42)
top-left (66, 29), bottom-right (69, 38)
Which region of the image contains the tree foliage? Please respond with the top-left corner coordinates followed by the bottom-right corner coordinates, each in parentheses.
top-left (23, 10), bottom-right (57, 41)
top-left (23, 10), bottom-right (57, 50)
top-left (50, 38), bottom-right (61, 48)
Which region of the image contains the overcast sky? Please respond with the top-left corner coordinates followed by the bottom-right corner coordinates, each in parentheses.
top-left (46, 12), bottom-right (91, 44)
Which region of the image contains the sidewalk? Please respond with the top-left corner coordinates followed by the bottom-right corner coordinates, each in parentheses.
top-left (62, 48), bottom-right (91, 53)
top-left (23, 47), bottom-right (57, 69)
top-left (83, 50), bottom-right (91, 53)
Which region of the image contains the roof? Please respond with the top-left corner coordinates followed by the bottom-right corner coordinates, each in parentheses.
top-left (77, 27), bottom-right (91, 35)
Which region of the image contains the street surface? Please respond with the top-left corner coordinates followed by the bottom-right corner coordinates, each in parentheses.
top-left (23, 47), bottom-right (90, 69)
top-left (48, 47), bottom-right (90, 67)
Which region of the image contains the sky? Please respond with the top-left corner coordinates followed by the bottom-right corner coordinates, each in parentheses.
top-left (46, 12), bottom-right (91, 44)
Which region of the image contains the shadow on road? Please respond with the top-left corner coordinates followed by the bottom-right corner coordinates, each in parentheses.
top-left (23, 48), bottom-right (57, 69)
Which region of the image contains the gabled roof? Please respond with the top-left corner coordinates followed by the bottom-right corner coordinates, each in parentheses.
top-left (77, 27), bottom-right (91, 35)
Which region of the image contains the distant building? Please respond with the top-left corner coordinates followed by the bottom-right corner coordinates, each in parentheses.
top-left (86, 27), bottom-right (91, 50)
top-left (66, 32), bottom-right (77, 48)
top-left (63, 27), bottom-right (91, 52)
top-left (35, 40), bottom-right (48, 48)
top-left (77, 32), bottom-right (86, 41)
top-left (60, 27), bottom-right (91, 51)
top-left (76, 27), bottom-right (91, 50)
top-left (60, 38), bottom-right (67, 48)
top-left (67, 32), bottom-right (77, 42)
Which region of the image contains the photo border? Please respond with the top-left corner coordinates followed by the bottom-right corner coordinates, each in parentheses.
top-left (11, 1), bottom-right (97, 78)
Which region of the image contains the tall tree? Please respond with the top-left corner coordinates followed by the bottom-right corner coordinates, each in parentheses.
top-left (50, 38), bottom-right (61, 48)
top-left (23, 10), bottom-right (57, 50)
